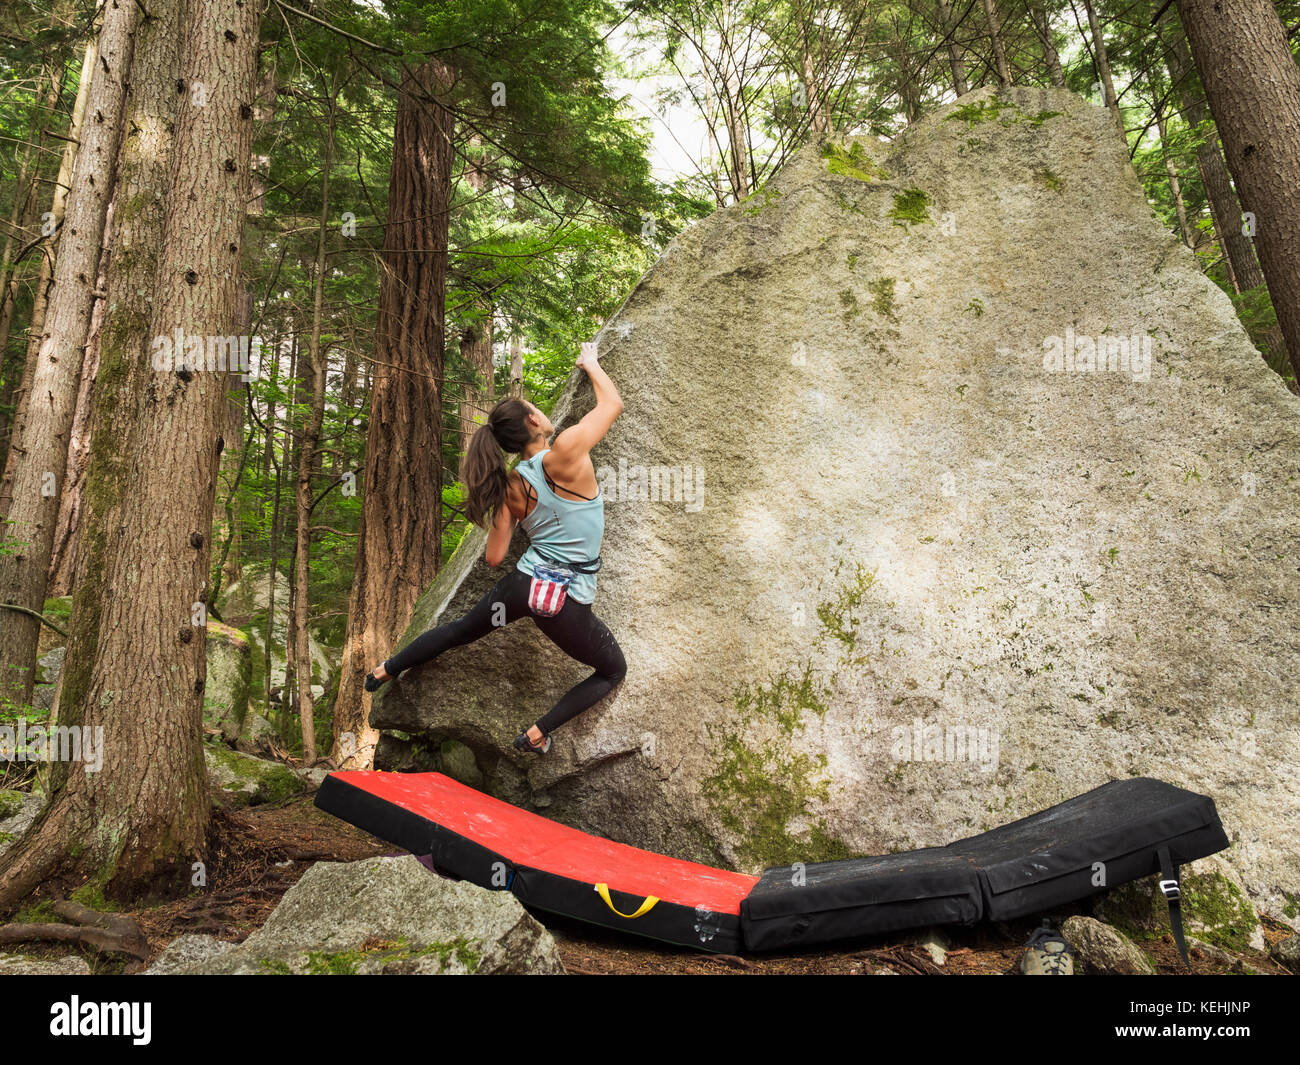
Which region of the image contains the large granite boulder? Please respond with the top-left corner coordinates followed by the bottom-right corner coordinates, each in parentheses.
top-left (372, 85), bottom-right (1300, 924)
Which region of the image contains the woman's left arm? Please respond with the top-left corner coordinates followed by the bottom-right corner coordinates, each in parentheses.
top-left (550, 342), bottom-right (623, 461)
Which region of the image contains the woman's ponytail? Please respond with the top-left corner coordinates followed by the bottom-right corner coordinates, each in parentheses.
top-left (462, 397), bottom-right (533, 529)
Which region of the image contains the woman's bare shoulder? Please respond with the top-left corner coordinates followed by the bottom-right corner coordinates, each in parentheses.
top-left (505, 469), bottom-right (532, 518)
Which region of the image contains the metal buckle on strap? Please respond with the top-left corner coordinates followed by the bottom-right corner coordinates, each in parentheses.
top-left (1159, 878), bottom-right (1181, 901)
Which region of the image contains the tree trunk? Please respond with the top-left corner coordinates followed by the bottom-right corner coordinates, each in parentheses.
top-left (1176, 0), bottom-right (1300, 380)
top-left (1153, 93), bottom-right (1195, 249)
top-left (340, 343), bottom-right (359, 426)
top-left (800, 10), bottom-right (830, 131)
top-left (0, 0), bottom-right (258, 908)
top-left (938, 0), bottom-right (970, 96)
top-left (457, 305), bottom-right (495, 459)
top-left (509, 330), bottom-right (523, 396)
top-left (268, 334), bottom-right (292, 727)
top-left (893, 15), bottom-right (922, 125)
top-left (1164, 37), bottom-right (1250, 283)
top-left (331, 60), bottom-right (452, 769)
top-left (0, 138), bottom-right (38, 403)
top-left (1082, 0), bottom-right (1125, 141)
top-left (46, 197), bottom-right (115, 596)
top-left (0, 35), bottom-right (96, 514)
top-left (1165, 30), bottom-right (1274, 298)
top-left (0, 5), bottom-right (88, 462)
top-left (294, 87), bottom-right (337, 764)
top-left (0, 3), bottom-right (138, 712)
top-left (1032, 4), bottom-right (1065, 87)
top-left (982, 0), bottom-right (1012, 85)
top-left (262, 330), bottom-right (279, 480)
top-left (717, 28), bottom-right (749, 203)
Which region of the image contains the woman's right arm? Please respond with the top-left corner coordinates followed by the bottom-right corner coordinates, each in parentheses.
top-left (484, 494), bottom-right (516, 566)
top-left (550, 341), bottom-right (623, 460)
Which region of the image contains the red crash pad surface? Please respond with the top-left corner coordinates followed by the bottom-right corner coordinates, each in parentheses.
top-left (334, 770), bottom-right (759, 913)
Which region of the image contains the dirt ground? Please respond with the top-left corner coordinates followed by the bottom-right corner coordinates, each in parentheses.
top-left (12, 790), bottom-right (1296, 976)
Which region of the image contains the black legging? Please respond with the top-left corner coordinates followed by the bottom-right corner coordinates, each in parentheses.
top-left (382, 567), bottom-right (627, 735)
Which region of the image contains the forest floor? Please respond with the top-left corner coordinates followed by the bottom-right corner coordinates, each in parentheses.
top-left (10, 790), bottom-right (1296, 976)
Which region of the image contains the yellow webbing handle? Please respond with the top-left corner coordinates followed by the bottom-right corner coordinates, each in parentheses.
top-left (595, 883), bottom-right (659, 919)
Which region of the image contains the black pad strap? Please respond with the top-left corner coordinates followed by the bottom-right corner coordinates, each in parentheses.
top-left (1157, 844), bottom-right (1191, 970)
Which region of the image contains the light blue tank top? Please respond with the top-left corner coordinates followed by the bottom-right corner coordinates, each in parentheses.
top-left (515, 449), bottom-right (604, 604)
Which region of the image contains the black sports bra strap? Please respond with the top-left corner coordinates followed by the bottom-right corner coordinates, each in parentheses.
top-left (540, 453), bottom-right (598, 501)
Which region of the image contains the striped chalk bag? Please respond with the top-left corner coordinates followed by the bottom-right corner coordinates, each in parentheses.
top-left (526, 551), bottom-right (601, 618)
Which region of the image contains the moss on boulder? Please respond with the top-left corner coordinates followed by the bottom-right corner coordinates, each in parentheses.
top-left (1093, 855), bottom-right (1263, 953)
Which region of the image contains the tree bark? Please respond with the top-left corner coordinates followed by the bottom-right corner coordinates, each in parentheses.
top-left (0, 137), bottom-right (38, 405)
top-left (1153, 92), bottom-right (1195, 249)
top-left (1, 35), bottom-right (96, 511)
top-left (1176, 0), bottom-right (1300, 380)
top-left (331, 61), bottom-right (452, 769)
top-left (46, 197), bottom-right (114, 596)
top-left (938, 0), bottom-right (970, 95)
top-left (509, 330), bottom-right (523, 396)
top-left (893, 13), bottom-right (922, 125)
top-left (0, 2), bottom-right (138, 712)
top-left (1165, 30), bottom-right (1267, 292)
top-left (1082, 0), bottom-right (1125, 141)
top-left (723, 66), bottom-right (749, 201)
top-left (0, 0), bottom-right (258, 907)
top-left (982, 0), bottom-right (1012, 85)
top-left (1031, 3), bottom-right (1065, 87)
top-left (0, 6), bottom-right (90, 464)
top-left (457, 305), bottom-right (495, 460)
top-left (800, 7), bottom-right (830, 130)
top-left (293, 85), bottom-right (337, 763)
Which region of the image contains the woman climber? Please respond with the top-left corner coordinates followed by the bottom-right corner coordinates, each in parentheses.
top-left (364, 341), bottom-right (627, 754)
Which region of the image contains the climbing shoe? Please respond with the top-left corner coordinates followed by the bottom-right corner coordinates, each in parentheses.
top-left (513, 730), bottom-right (551, 755)
top-left (1018, 922), bottom-right (1075, 975)
top-left (364, 663), bottom-right (392, 692)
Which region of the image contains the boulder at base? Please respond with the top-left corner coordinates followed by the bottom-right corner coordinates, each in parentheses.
top-left (147, 855), bottom-right (564, 974)
top-left (372, 85), bottom-right (1300, 924)
top-left (0, 789), bottom-right (45, 857)
top-left (205, 620), bottom-right (252, 743)
top-left (219, 566), bottom-right (336, 699)
top-left (202, 747), bottom-right (323, 806)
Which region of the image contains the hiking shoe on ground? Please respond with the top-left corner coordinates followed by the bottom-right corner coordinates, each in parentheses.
top-left (1019, 923), bottom-right (1075, 975)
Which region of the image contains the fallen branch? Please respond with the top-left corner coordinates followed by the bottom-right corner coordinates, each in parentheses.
top-left (0, 602), bottom-right (68, 637)
top-left (0, 921), bottom-right (148, 960)
top-left (49, 899), bottom-right (147, 947)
